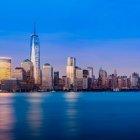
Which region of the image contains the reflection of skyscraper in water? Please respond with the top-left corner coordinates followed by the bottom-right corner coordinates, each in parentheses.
top-left (30, 25), bottom-right (41, 85)
top-left (0, 95), bottom-right (15, 140)
top-left (27, 94), bottom-right (43, 136)
top-left (64, 93), bottom-right (79, 137)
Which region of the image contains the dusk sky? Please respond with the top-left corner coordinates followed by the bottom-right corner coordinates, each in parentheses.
top-left (0, 0), bottom-right (140, 76)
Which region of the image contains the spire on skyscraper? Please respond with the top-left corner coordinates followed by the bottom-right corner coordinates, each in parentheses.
top-left (34, 23), bottom-right (36, 35)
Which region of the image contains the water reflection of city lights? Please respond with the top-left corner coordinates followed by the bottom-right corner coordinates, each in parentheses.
top-left (26, 94), bottom-right (43, 136)
top-left (64, 92), bottom-right (79, 136)
top-left (64, 92), bottom-right (80, 103)
top-left (0, 98), bottom-right (15, 140)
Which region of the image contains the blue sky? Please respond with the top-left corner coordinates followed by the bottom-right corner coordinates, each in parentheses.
top-left (0, 0), bottom-right (140, 76)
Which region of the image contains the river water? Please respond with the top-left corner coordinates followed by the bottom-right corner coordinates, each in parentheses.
top-left (1, 92), bottom-right (140, 140)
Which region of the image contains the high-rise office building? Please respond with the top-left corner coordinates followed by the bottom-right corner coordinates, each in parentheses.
top-left (131, 72), bottom-right (139, 88)
top-left (21, 59), bottom-right (33, 76)
top-left (87, 67), bottom-right (93, 78)
top-left (66, 57), bottom-right (76, 88)
top-left (21, 59), bottom-right (34, 81)
top-left (54, 71), bottom-right (60, 90)
top-left (87, 67), bottom-right (94, 89)
top-left (113, 69), bottom-right (118, 90)
top-left (118, 76), bottom-right (128, 89)
top-left (83, 70), bottom-right (89, 78)
top-left (83, 70), bottom-right (88, 90)
top-left (62, 76), bottom-right (70, 90)
top-left (0, 57), bottom-right (12, 80)
top-left (99, 67), bottom-right (107, 88)
top-left (42, 64), bottom-right (53, 90)
top-left (30, 25), bottom-right (40, 85)
top-left (13, 67), bottom-right (26, 81)
top-left (13, 67), bottom-right (27, 91)
top-left (21, 59), bottom-right (34, 90)
top-left (75, 67), bottom-right (83, 90)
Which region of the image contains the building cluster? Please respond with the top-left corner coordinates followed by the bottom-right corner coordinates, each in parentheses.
top-left (0, 28), bottom-right (140, 92)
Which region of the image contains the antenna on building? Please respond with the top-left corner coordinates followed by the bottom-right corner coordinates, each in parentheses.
top-left (34, 23), bottom-right (36, 35)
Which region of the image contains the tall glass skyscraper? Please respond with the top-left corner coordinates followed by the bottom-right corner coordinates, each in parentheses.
top-left (30, 25), bottom-right (40, 84)
top-left (66, 57), bottom-right (76, 87)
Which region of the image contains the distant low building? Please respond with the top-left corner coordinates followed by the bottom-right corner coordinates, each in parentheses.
top-left (0, 78), bottom-right (18, 92)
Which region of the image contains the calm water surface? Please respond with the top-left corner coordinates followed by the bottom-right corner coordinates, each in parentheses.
top-left (1, 92), bottom-right (140, 140)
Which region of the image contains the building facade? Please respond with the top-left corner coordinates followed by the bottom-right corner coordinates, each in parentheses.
top-left (75, 67), bottom-right (83, 90)
top-left (0, 57), bottom-right (12, 80)
top-left (54, 71), bottom-right (60, 90)
top-left (62, 76), bottom-right (70, 91)
top-left (98, 68), bottom-right (108, 88)
top-left (66, 57), bottom-right (76, 89)
top-left (21, 59), bottom-right (34, 90)
top-left (1, 78), bottom-right (18, 92)
top-left (131, 72), bottom-right (139, 89)
top-left (13, 67), bottom-right (26, 81)
top-left (42, 64), bottom-right (53, 90)
top-left (30, 26), bottom-right (41, 85)
top-left (87, 67), bottom-right (94, 78)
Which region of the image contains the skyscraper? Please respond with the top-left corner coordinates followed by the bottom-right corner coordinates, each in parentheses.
top-left (113, 69), bottom-right (118, 90)
top-left (30, 25), bottom-right (40, 85)
top-left (0, 57), bottom-right (12, 80)
top-left (87, 67), bottom-right (94, 90)
top-left (66, 57), bottom-right (76, 89)
top-left (54, 71), bottom-right (60, 90)
top-left (42, 64), bottom-right (53, 90)
top-left (13, 67), bottom-right (26, 81)
top-left (21, 59), bottom-right (34, 90)
top-left (131, 72), bottom-right (139, 88)
top-left (21, 59), bottom-right (34, 80)
top-left (98, 67), bottom-right (107, 88)
top-left (87, 67), bottom-right (93, 78)
top-left (75, 67), bottom-right (83, 90)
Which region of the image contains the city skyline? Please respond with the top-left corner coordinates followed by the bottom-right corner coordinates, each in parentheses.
top-left (1, 1), bottom-right (140, 140)
top-left (0, 29), bottom-right (139, 78)
top-left (0, 0), bottom-right (140, 76)
top-left (0, 34), bottom-right (140, 77)
top-left (0, 55), bottom-right (139, 92)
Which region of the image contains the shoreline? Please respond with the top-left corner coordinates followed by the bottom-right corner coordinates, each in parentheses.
top-left (0, 89), bottom-right (140, 93)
